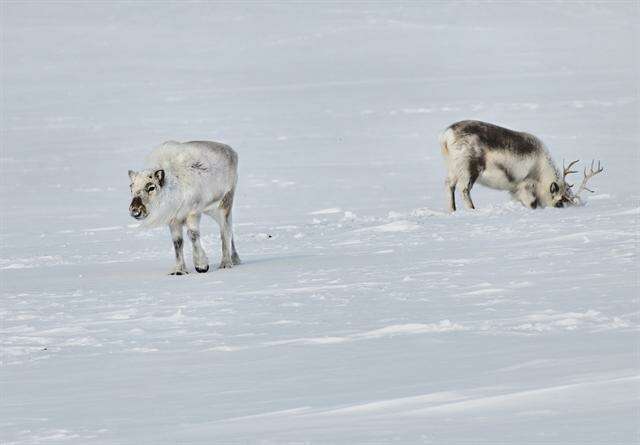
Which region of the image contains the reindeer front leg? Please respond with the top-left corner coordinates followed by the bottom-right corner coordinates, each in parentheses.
top-left (514, 181), bottom-right (538, 209)
top-left (169, 221), bottom-right (188, 275)
top-left (186, 213), bottom-right (209, 273)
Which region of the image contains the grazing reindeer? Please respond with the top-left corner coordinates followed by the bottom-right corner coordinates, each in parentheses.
top-left (439, 120), bottom-right (603, 211)
top-left (128, 140), bottom-right (241, 275)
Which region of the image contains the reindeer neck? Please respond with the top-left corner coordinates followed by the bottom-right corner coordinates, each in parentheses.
top-left (538, 155), bottom-right (561, 184)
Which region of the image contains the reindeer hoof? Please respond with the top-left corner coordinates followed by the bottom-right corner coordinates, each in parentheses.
top-left (232, 255), bottom-right (241, 266)
top-left (169, 270), bottom-right (188, 276)
top-left (219, 261), bottom-right (233, 270)
top-left (195, 265), bottom-right (209, 273)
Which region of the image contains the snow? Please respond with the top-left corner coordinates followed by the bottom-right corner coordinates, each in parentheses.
top-left (1, 2), bottom-right (638, 444)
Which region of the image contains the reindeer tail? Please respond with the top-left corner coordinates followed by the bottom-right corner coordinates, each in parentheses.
top-left (439, 130), bottom-right (450, 157)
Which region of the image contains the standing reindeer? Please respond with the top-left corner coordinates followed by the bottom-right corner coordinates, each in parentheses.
top-left (128, 140), bottom-right (241, 275)
top-left (439, 120), bottom-right (603, 211)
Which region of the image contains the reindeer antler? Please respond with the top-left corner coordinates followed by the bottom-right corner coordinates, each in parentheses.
top-left (562, 159), bottom-right (580, 187)
top-left (562, 159), bottom-right (604, 205)
top-left (574, 160), bottom-right (604, 196)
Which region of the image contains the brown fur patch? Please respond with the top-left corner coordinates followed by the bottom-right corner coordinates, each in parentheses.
top-left (219, 190), bottom-right (234, 217)
top-left (440, 139), bottom-right (449, 156)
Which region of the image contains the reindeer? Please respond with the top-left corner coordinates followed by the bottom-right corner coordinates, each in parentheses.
top-left (128, 140), bottom-right (241, 275)
top-left (439, 120), bottom-right (603, 211)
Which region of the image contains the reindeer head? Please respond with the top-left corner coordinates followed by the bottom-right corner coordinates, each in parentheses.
top-left (560, 159), bottom-right (604, 206)
top-left (128, 169), bottom-right (165, 220)
top-left (538, 176), bottom-right (569, 208)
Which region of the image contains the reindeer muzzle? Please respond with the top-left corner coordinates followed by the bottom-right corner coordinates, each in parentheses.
top-left (129, 196), bottom-right (147, 220)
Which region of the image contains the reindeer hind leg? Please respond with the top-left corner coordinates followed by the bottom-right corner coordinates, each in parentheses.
top-left (210, 189), bottom-right (239, 269)
top-left (220, 189), bottom-right (241, 265)
top-left (457, 159), bottom-right (481, 210)
top-left (445, 176), bottom-right (457, 212)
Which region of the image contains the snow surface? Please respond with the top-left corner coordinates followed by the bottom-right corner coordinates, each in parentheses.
top-left (1, 2), bottom-right (639, 444)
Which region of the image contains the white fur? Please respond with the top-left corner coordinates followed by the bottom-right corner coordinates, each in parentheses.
top-left (139, 141), bottom-right (237, 227)
top-left (128, 140), bottom-right (240, 274)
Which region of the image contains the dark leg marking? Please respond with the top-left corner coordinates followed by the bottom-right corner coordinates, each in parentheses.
top-left (173, 238), bottom-right (183, 260)
top-left (231, 239), bottom-right (241, 265)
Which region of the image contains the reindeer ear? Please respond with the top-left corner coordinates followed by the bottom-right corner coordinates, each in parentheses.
top-left (154, 169), bottom-right (165, 187)
top-left (550, 182), bottom-right (559, 194)
top-left (128, 170), bottom-right (137, 181)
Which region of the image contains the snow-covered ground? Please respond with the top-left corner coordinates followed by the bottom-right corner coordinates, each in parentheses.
top-left (1, 2), bottom-right (638, 444)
